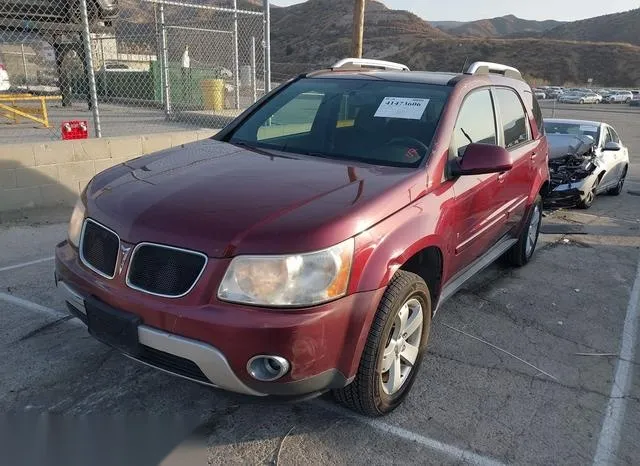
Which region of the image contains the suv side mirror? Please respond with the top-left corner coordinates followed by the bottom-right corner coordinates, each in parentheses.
top-left (449, 143), bottom-right (513, 177)
top-left (603, 141), bottom-right (621, 151)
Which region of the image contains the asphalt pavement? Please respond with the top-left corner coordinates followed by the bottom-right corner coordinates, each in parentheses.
top-left (0, 104), bottom-right (639, 465)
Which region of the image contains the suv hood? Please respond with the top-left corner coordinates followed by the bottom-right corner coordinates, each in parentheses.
top-left (87, 139), bottom-right (425, 257)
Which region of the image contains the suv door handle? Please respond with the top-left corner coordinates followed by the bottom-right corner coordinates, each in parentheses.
top-left (530, 152), bottom-right (537, 160)
top-left (497, 173), bottom-right (507, 182)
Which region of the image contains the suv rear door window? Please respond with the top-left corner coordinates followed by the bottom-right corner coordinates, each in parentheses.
top-left (452, 89), bottom-right (497, 157)
top-left (494, 88), bottom-right (530, 149)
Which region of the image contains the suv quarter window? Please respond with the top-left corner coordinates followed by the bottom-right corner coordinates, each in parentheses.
top-left (531, 94), bottom-right (544, 135)
top-left (451, 88), bottom-right (497, 158)
top-left (494, 88), bottom-right (531, 149)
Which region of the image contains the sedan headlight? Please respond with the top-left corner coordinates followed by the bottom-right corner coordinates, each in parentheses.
top-left (68, 198), bottom-right (86, 248)
top-left (218, 239), bottom-right (354, 307)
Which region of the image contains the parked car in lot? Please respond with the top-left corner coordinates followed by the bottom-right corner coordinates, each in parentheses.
top-left (631, 92), bottom-right (640, 107)
top-left (97, 62), bottom-right (134, 72)
top-left (55, 59), bottom-right (550, 416)
top-left (2, 0), bottom-right (118, 24)
top-left (605, 90), bottom-right (633, 104)
top-left (533, 89), bottom-right (546, 99)
top-left (544, 119), bottom-right (629, 208)
top-left (0, 64), bottom-right (10, 91)
top-left (558, 92), bottom-right (598, 104)
top-left (545, 89), bottom-right (563, 99)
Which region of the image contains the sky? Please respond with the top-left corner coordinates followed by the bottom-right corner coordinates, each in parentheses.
top-left (270, 0), bottom-right (639, 22)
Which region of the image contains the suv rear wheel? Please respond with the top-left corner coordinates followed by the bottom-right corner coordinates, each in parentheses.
top-left (333, 271), bottom-right (431, 416)
top-left (505, 195), bottom-right (542, 266)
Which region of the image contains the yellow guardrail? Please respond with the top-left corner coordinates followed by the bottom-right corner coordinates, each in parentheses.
top-left (0, 94), bottom-right (62, 128)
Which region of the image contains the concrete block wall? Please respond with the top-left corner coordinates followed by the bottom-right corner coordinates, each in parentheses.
top-left (0, 130), bottom-right (216, 212)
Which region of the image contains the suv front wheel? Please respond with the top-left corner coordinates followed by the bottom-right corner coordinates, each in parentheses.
top-left (334, 271), bottom-right (432, 416)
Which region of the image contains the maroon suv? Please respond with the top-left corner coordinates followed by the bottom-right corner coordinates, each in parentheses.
top-left (55, 59), bottom-right (549, 416)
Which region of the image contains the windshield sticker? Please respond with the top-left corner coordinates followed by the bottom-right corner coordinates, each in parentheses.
top-left (374, 97), bottom-right (430, 120)
top-left (579, 125), bottom-right (598, 132)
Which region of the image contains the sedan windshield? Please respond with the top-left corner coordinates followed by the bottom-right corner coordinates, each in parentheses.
top-left (544, 121), bottom-right (600, 142)
top-left (228, 78), bottom-right (451, 167)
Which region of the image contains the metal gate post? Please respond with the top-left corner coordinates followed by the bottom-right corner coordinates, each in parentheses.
top-left (159, 2), bottom-right (172, 116)
top-left (251, 36), bottom-right (257, 103)
top-left (233, 0), bottom-right (240, 109)
top-left (263, 0), bottom-right (271, 92)
top-left (79, 0), bottom-right (102, 138)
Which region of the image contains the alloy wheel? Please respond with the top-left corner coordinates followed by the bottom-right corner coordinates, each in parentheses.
top-left (526, 204), bottom-right (541, 257)
top-left (379, 298), bottom-right (424, 395)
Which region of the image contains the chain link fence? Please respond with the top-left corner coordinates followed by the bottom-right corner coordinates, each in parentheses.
top-left (0, 0), bottom-right (270, 144)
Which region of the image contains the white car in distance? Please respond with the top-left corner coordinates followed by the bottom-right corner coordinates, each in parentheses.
top-left (605, 90), bottom-right (633, 104)
top-left (0, 64), bottom-right (10, 91)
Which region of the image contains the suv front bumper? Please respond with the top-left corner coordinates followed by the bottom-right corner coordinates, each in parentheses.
top-left (58, 279), bottom-right (265, 396)
top-left (55, 240), bottom-right (385, 399)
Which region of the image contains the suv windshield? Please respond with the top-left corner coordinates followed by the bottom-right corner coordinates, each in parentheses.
top-left (228, 78), bottom-right (451, 167)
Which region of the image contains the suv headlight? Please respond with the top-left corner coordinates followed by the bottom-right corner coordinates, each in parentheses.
top-left (68, 198), bottom-right (86, 248)
top-left (218, 239), bottom-right (354, 307)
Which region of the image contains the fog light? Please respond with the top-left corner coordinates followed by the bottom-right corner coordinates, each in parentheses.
top-left (247, 355), bottom-right (290, 382)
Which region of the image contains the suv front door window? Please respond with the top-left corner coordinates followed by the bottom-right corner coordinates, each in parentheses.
top-left (452, 89), bottom-right (497, 157)
top-left (449, 88), bottom-right (505, 271)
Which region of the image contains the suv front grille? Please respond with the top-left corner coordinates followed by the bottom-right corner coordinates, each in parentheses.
top-left (127, 243), bottom-right (207, 298)
top-left (80, 219), bottom-right (120, 279)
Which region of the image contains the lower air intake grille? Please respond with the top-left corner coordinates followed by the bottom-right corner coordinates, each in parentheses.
top-left (138, 345), bottom-right (210, 384)
top-left (80, 219), bottom-right (120, 278)
top-left (127, 244), bottom-right (207, 297)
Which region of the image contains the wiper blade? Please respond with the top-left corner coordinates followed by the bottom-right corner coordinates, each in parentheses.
top-left (231, 141), bottom-right (297, 159)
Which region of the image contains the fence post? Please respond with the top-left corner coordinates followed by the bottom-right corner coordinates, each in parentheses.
top-left (21, 44), bottom-right (29, 91)
top-left (251, 36), bottom-right (257, 103)
top-left (79, 0), bottom-right (102, 138)
top-left (263, 0), bottom-right (271, 92)
top-left (233, 0), bottom-right (240, 109)
top-left (99, 38), bottom-right (107, 98)
top-left (159, 2), bottom-right (172, 116)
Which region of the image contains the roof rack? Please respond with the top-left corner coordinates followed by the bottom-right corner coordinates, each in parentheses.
top-left (331, 58), bottom-right (410, 72)
top-left (466, 61), bottom-right (522, 80)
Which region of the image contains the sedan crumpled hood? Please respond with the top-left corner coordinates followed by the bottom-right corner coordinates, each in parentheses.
top-left (86, 139), bottom-right (425, 257)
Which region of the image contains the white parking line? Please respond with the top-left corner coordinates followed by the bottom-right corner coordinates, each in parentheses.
top-left (0, 292), bottom-right (80, 325)
top-left (593, 251), bottom-right (640, 465)
top-left (0, 256), bottom-right (54, 273)
top-left (315, 400), bottom-right (506, 466)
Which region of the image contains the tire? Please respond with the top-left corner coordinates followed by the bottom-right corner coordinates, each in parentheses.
top-left (579, 99), bottom-right (585, 104)
top-left (578, 177), bottom-right (599, 209)
top-left (625, 98), bottom-right (632, 104)
top-left (505, 195), bottom-right (542, 267)
top-left (333, 271), bottom-right (432, 417)
top-left (608, 168), bottom-right (627, 195)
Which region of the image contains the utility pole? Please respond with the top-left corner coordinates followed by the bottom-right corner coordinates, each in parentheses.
top-left (352, 0), bottom-right (365, 58)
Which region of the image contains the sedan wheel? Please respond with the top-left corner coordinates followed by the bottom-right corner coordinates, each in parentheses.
top-left (608, 169), bottom-right (627, 196)
top-left (579, 179), bottom-right (599, 209)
